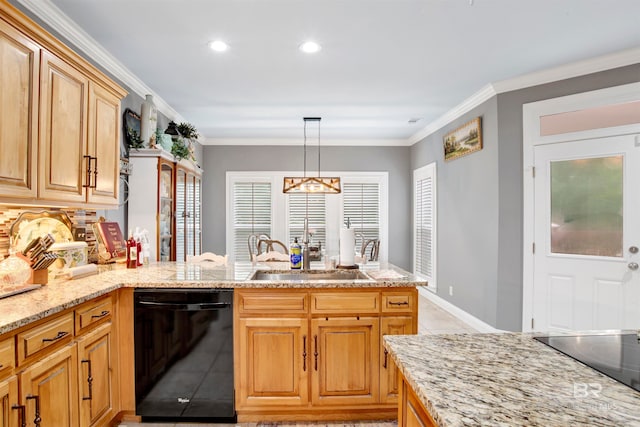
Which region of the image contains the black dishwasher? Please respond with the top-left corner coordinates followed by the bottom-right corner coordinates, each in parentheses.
top-left (134, 288), bottom-right (235, 422)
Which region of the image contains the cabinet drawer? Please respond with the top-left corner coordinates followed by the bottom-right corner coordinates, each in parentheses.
top-left (0, 336), bottom-right (15, 376)
top-left (76, 296), bottom-right (112, 332)
top-left (237, 291), bottom-right (307, 315)
top-left (17, 313), bottom-right (74, 364)
top-left (311, 292), bottom-right (379, 314)
top-left (382, 291), bottom-right (415, 314)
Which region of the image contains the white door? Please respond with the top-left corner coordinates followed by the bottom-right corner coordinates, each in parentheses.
top-left (533, 134), bottom-right (640, 332)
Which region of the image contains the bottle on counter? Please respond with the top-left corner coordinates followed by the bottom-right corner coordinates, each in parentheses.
top-left (126, 231), bottom-right (138, 269)
top-left (134, 227), bottom-right (143, 267)
top-left (290, 237), bottom-right (302, 270)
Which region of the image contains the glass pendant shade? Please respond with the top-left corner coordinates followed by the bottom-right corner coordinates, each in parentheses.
top-left (283, 117), bottom-right (341, 194)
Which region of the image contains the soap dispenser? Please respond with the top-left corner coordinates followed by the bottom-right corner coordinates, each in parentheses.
top-left (290, 237), bottom-right (302, 269)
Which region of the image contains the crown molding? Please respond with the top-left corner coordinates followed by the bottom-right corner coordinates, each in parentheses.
top-left (202, 137), bottom-right (409, 146)
top-left (492, 47), bottom-right (640, 94)
top-left (408, 47), bottom-right (640, 146)
top-left (407, 84), bottom-right (497, 145)
top-left (13, 0), bottom-right (185, 123)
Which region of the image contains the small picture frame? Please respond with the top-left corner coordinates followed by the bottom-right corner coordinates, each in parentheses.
top-left (443, 117), bottom-right (482, 161)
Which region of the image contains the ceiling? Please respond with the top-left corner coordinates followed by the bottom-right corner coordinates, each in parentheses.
top-left (16, 0), bottom-right (640, 145)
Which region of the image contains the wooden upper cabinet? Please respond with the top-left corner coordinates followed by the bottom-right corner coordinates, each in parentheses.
top-left (87, 82), bottom-right (120, 205)
top-left (0, 2), bottom-right (127, 207)
top-left (38, 50), bottom-right (88, 204)
top-left (0, 18), bottom-right (39, 199)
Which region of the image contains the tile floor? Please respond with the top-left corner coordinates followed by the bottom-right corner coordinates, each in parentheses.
top-left (119, 292), bottom-right (477, 427)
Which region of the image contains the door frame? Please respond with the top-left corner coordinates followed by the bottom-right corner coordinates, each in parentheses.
top-left (522, 82), bottom-right (640, 332)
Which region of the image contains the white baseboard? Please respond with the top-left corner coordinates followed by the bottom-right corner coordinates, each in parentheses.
top-left (418, 287), bottom-right (503, 333)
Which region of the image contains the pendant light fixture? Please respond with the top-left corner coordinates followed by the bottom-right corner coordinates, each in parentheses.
top-left (283, 117), bottom-right (341, 194)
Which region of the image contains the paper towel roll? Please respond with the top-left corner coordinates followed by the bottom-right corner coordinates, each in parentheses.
top-left (339, 228), bottom-right (355, 266)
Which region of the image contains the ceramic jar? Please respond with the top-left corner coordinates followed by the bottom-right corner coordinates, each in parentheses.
top-left (140, 94), bottom-right (157, 146)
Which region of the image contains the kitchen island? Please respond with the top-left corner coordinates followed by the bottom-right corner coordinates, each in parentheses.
top-left (384, 333), bottom-right (640, 427)
top-left (0, 261), bottom-right (425, 425)
top-left (0, 261), bottom-right (424, 335)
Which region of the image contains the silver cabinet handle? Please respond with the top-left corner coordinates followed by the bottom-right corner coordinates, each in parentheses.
top-left (629, 262), bottom-right (639, 271)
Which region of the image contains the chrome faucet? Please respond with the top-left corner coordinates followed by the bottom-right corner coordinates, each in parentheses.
top-left (302, 217), bottom-right (311, 270)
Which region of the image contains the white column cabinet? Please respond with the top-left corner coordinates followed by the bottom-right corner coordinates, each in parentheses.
top-left (128, 150), bottom-right (202, 261)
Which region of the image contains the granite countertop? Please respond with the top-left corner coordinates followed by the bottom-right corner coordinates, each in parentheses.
top-left (0, 261), bottom-right (426, 335)
top-left (384, 333), bottom-right (640, 427)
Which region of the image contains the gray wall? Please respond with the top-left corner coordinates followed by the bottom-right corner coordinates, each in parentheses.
top-left (202, 145), bottom-right (412, 269)
top-left (411, 98), bottom-right (500, 326)
top-left (411, 63), bottom-right (640, 331)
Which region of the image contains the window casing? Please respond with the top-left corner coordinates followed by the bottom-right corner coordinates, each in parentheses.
top-left (414, 163), bottom-right (437, 291)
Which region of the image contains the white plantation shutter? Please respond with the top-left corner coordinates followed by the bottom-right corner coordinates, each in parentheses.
top-left (232, 182), bottom-right (271, 261)
top-left (343, 183), bottom-right (380, 248)
top-left (414, 164), bottom-right (436, 289)
top-left (288, 193), bottom-right (326, 247)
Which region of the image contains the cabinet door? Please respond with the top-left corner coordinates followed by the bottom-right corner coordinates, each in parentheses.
top-left (380, 316), bottom-right (414, 404)
top-left (194, 175), bottom-right (202, 256)
top-left (0, 376), bottom-right (18, 427)
top-left (236, 318), bottom-right (309, 408)
top-left (399, 378), bottom-right (437, 427)
top-left (0, 19), bottom-right (39, 199)
top-left (158, 159), bottom-right (175, 261)
top-left (77, 322), bottom-right (116, 427)
top-left (39, 50), bottom-right (88, 203)
top-left (20, 344), bottom-right (79, 427)
top-left (87, 82), bottom-right (120, 205)
top-left (186, 173), bottom-right (196, 258)
top-left (310, 317), bottom-right (379, 406)
top-left (175, 168), bottom-right (187, 262)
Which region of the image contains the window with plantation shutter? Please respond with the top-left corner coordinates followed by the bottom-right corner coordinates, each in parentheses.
top-left (288, 193), bottom-right (326, 248)
top-left (232, 181), bottom-right (272, 262)
top-left (227, 172), bottom-right (388, 262)
top-left (343, 183), bottom-right (380, 250)
top-left (414, 163), bottom-right (436, 290)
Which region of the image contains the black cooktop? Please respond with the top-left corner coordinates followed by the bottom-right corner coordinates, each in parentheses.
top-left (534, 333), bottom-right (640, 393)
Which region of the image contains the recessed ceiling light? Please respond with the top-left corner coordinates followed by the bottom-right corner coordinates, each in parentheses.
top-left (209, 40), bottom-right (229, 52)
top-left (299, 41), bottom-right (321, 54)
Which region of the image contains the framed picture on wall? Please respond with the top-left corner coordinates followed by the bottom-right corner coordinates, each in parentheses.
top-left (443, 117), bottom-right (483, 161)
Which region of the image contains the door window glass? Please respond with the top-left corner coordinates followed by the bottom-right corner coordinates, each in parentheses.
top-left (550, 156), bottom-right (623, 257)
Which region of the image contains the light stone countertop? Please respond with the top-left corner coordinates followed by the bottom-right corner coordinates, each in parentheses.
top-left (0, 261), bottom-right (426, 335)
top-left (384, 333), bottom-right (640, 427)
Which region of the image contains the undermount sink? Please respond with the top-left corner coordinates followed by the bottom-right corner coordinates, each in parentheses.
top-left (249, 269), bottom-right (372, 281)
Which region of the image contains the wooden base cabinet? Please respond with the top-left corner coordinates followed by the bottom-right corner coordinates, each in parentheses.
top-left (19, 344), bottom-right (79, 427)
top-left (311, 317), bottom-right (379, 406)
top-left (77, 322), bottom-right (116, 427)
top-left (380, 316), bottom-right (414, 404)
top-left (0, 376), bottom-right (19, 427)
top-left (236, 318), bottom-right (309, 408)
top-left (399, 375), bottom-right (437, 427)
top-left (234, 288), bottom-right (417, 422)
top-left (0, 293), bottom-right (120, 427)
